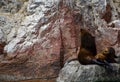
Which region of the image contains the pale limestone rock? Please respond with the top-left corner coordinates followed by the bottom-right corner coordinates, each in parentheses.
top-left (0, 29), bottom-right (5, 42)
top-left (4, 0), bottom-right (61, 57)
top-left (57, 61), bottom-right (120, 82)
top-left (109, 20), bottom-right (120, 28)
top-left (4, 38), bottom-right (23, 54)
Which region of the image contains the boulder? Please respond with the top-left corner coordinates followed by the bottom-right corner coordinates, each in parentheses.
top-left (57, 61), bottom-right (120, 82)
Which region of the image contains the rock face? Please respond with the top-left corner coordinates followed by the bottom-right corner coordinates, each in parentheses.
top-left (57, 61), bottom-right (120, 82)
top-left (0, 0), bottom-right (120, 81)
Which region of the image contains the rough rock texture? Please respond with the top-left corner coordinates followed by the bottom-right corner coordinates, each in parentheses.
top-left (57, 61), bottom-right (120, 82)
top-left (0, 0), bottom-right (120, 81)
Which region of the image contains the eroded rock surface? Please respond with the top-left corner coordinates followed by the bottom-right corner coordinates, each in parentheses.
top-left (57, 61), bottom-right (120, 82)
top-left (0, 0), bottom-right (120, 81)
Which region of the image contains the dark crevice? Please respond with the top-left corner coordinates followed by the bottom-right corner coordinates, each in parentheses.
top-left (102, 3), bottom-right (112, 23)
top-left (59, 27), bottom-right (65, 69)
top-left (0, 42), bottom-right (6, 55)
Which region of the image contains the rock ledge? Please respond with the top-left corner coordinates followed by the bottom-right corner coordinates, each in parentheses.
top-left (57, 61), bottom-right (120, 82)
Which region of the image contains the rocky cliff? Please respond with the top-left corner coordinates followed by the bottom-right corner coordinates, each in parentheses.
top-left (0, 0), bottom-right (120, 82)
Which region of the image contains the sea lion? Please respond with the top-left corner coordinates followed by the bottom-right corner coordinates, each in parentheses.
top-left (95, 47), bottom-right (117, 63)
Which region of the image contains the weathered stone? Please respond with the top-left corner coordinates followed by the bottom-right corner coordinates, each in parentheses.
top-left (0, 0), bottom-right (24, 14)
top-left (0, 29), bottom-right (5, 43)
top-left (0, 0), bottom-right (120, 82)
top-left (57, 61), bottom-right (120, 82)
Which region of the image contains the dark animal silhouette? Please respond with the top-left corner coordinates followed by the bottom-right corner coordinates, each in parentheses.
top-left (67, 29), bottom-right (117, 71)
top-left (67, 29), bottom-right (99, 65)
top-left (95, 47), bottom-right (117, 63)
